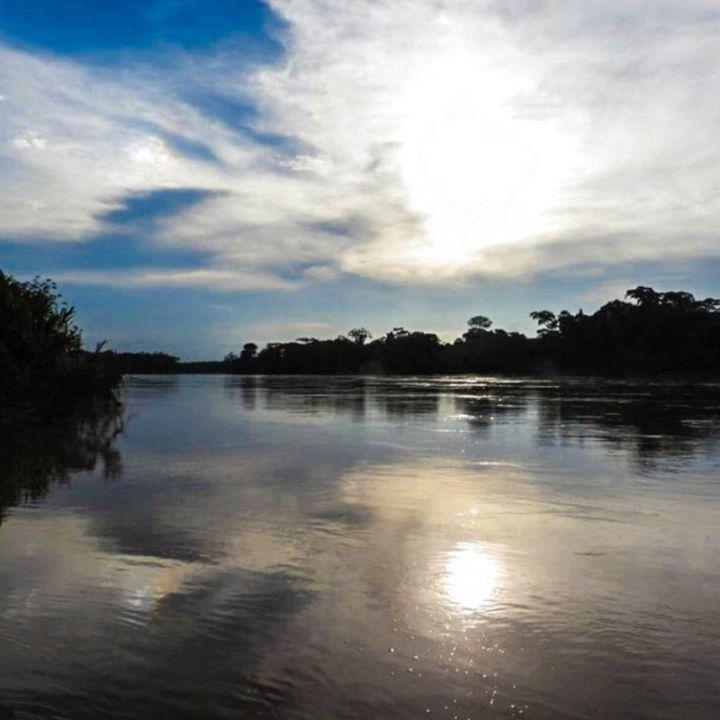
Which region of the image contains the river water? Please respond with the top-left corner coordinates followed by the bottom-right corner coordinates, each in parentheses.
top-left (1, 375), bottom-right (719, 719)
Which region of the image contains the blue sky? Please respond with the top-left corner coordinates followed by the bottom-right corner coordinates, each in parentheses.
top-left (2, 0), bottom-right (720, 359)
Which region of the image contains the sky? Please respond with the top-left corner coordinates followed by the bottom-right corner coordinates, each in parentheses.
top-left (1, 0), bottom-right (720, 359)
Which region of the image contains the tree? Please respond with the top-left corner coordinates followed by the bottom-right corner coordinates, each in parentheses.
top-left (661, 291), bottom-right (697, 310)
top-left (468, 315), bottom-right (493, 330)
top-left (699, 297), bottom-right (720, 313)
top-left (105, 351), bottom-right (179, 373)
top-left (626, 286), bottom-right (659, 306)
top-left (0, 270), bottom-right (120, 419)
top-left (348, 327), bottom-right (372, 345)
top-left (240, 343), bottom-right (258, 360)
top-left (388, 327), bottom-right (410, 340)
top-left (530, 310), bottom-right (558, 335)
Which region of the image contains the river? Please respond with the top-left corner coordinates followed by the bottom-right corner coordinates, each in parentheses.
top-left (1, 375), bottom-right (719, 719)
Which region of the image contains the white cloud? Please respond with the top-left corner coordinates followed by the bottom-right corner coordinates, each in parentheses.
top-left (10, 132), bottom-right (48, 150)
top-left (49, 268), bottom-right (299, 292)
top-left (0, 47), bottom-right (233, 243)
top-left (2, 0), bottom-right (720, 288)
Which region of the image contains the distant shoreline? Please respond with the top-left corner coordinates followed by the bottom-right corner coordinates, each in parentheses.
top-left (111, 286), bottom-right (720, 378)
top-left (124, 370), bottom-right (720, 382)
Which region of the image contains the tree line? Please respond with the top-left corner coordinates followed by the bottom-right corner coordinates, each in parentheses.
top-left (3, 267), bottom-right (718, 422)
top-left (228, 287), bottom-right (720, 376)
top-left (0, 271), bottom-right (121, 422)
top-left (100, 352), bottom-right (228, 374)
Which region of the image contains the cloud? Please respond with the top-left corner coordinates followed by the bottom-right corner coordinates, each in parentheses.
top-left (0, 46), bottom-right (238, 242)
top-left (205, 302), bottom-right (233, 313)
top-left (2, 0), bottom-right (720, 289)
top-left (50, 268), bottom-right (299, 292)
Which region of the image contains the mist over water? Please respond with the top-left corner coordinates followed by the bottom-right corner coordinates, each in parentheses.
top-left (1, 376), bottom-right (719, 719)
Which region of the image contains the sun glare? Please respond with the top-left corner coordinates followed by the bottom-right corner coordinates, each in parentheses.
top-left (444, 542), bottom-right (499, 612)
top-left (398, 47), bottom-right (579, 268)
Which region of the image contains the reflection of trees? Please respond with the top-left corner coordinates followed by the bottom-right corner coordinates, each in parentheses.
top-left (239, 376), bottom-right (258, 411)
top-left (224, 375), bottom-right (258, 410)
top-left (235, 377), bottom-right (443, 422)
top-left (373, 394), bottom-right (439, 419)
top-left (254, 377), bottom-right (369, 421)
top-left (453, 393), bottom-right (529, 434)
top-left (453, 380), bottom-right (720, 462)
top-left (534, 383), bottom-right (720, 462)
top-left (130, 374), bottom-right (180, 396)
top-left (228, 376), bottom-right (720, 464)
top-left (0, 403), bottom-right (124, 526)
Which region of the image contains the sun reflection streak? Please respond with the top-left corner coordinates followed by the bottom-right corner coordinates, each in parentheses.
top-left (444, 542), bottom-right (499, 612)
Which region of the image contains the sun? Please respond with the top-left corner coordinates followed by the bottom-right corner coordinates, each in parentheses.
top-left (397, 45), bottom-right (579, 269)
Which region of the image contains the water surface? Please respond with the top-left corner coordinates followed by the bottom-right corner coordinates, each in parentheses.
top-left (1, 376), bottom-right (719, 719)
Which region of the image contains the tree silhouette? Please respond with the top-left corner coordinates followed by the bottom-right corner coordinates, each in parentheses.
top-left (348, 328), bottom-right (372, 345)
top-left (1, 270), bottom-right (120, 420)
top-left (626, 286), bottom-right (660, 306)
top-left (227, 286), bottom-right (720, 377)
top-left (240, 343), bottom-right (258, 360)
top-left (468, 315), bottom-right (492, 330)
top-left (530, 310), bottom-right (558, 335)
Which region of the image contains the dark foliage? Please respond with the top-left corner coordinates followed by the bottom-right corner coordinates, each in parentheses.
top-left (104, 351), bottom-right (180, 374)
top-left (103, 353), bottom-right (228, 374)
top-left (531, 287), bottom-right (720, 374)
top-left (228, 288), bottom-right (720, 376)
top-left (0, 271), bottom-right (121, 421)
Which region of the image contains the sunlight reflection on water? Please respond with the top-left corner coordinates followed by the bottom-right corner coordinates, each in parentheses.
top-left (443, 542), bottom-right (500, 612)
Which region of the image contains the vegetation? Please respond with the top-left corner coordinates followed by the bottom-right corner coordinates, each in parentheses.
top-left (103, 351), bottom-right (181, 374)
top-left (0, 271), bottom-right (121, 422)
top-left (4, 270), bottom-right (715, 405)
top-left (102, 352), bottom-right (229, 374)
top-left (229, 287), bottom-right (720, 376)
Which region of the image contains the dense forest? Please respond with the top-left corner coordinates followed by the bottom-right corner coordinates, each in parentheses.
top-left (228, 287), bottom-right (720, 376)
top-left (101, 352), bottom-right (226, 374)
top-left (0, 271), bottom-right (121, 422)
top-left (3, 269), bottom-right (719, 403)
